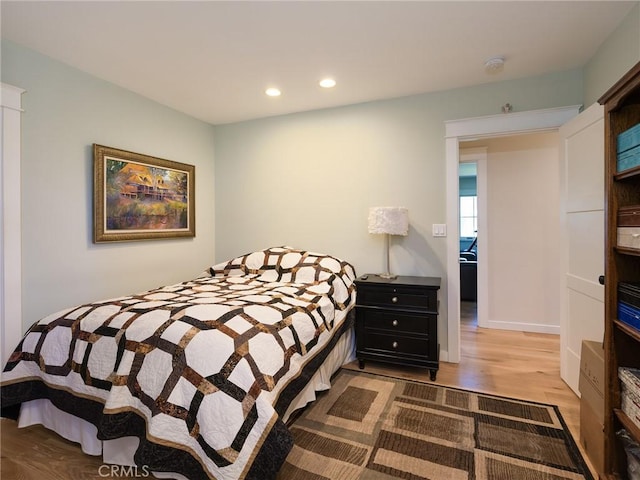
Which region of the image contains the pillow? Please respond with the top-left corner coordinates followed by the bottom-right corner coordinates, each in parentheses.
top-left (210, 246), bottom-right (355, 284)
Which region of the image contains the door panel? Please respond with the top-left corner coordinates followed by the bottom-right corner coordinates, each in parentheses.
top-left (559, 102), bottom-right (605, 395)
top-left (567, 211), bottom-right (605, 284)
top-left (567, 284), bottom-right (604, 349)
top-left (566, 121), bottom-right (605, 212)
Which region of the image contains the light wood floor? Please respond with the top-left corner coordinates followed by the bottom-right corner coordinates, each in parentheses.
top-left (1, 301), bottom-right (595, 478)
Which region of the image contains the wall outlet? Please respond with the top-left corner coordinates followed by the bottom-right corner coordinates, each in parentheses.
top-left (432, 224), bottom-right (447, 237)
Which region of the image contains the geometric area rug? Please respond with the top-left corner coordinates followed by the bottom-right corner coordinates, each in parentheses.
top-left (278, 369), bottom-right (594, 480)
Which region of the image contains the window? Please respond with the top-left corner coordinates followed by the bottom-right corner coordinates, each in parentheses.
top-left (460, 196), bottom-right (477, 238)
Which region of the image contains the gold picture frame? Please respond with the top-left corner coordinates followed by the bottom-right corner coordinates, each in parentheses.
top-left (93, 144), bottom-right (195, 242)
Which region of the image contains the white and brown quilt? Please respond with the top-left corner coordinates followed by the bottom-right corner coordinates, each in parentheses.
top-left (1, 247), bottom-right (356, 479)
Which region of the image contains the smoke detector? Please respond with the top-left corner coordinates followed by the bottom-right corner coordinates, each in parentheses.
top-left (484, 56), bottom-right (505, 74)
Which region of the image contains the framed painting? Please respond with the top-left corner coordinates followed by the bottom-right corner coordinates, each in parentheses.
top-left (93, 144), bottom-right (195, 242)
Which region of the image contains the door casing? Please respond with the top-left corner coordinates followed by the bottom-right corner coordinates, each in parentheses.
top-left (444, 105), bottom-right (582, 363)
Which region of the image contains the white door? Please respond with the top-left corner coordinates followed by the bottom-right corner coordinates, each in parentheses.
top-left (559, 102), bottom-right (605, 395)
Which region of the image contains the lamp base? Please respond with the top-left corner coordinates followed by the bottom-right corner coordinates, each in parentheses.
top-left (378, 272), bottom-right (397, 279)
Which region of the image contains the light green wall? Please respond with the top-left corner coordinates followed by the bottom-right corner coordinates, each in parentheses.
top-left (1, 40), bottom-right (217, 328)
top-left (214, 69), bottom-right (584, 355)
top-left (4, 1), bottom-right (639, 347)
top-left (215, 70), bottom-right (583, 268)
top-left (584, 2), bottom-right (640, 105)
top-left (214, 69), bottom-right (583, 274)
top-left (213, 3), bottom-right (640, 355)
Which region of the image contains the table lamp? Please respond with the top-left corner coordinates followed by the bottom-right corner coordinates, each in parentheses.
top-left (368, 207), bottom-right (409, 279)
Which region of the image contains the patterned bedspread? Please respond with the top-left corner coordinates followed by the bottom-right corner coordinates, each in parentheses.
top-left (1, 247), bottom-right (356, 479)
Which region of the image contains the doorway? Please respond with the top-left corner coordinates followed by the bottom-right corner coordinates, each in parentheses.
top-left (458, 153), bottom-right (481, 329)
top-left (444, 105), bottom-right (581, 363)
top-left (460, 133), bottom-right (564, 332)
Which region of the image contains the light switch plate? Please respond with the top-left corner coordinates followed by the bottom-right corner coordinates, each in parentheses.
top-left (432, 224), bottom-right (447, 237)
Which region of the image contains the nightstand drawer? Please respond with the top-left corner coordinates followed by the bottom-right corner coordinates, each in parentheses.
top-left (360, 331), bottom-right (430, 357)
top-left (360, 309), bottom-right (432, 335)
top-left (357, 287), bottom-right (436, 311)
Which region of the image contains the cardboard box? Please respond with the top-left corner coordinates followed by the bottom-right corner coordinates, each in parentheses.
top-left (579, 340), bottom-right (605, 424)
top-left (579, 340), bottom-right (605, 476)
top-left (580, 399), bottom-right (605, 476)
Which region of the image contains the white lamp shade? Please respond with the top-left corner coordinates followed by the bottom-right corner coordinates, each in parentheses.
top-left (368, 207), bottom-right (409, 236)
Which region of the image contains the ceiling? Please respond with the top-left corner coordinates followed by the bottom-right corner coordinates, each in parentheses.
top-left (1, 1), bottom-right (636, 125)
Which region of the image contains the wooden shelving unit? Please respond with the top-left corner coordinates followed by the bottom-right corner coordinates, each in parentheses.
top-left (599, 60), bottom-right (640, 480)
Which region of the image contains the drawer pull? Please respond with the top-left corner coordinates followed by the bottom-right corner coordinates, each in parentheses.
top-left (392, 319), bottom-right (398, 327)
top-left (391, 296), bottom-right (398, 303)
top-left (392, 341), bottom-right (398, 349)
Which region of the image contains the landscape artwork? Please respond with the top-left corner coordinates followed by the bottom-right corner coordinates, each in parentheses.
top-left (94, 144), bottom-right (195, 242)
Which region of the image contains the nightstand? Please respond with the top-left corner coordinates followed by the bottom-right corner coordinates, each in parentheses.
top-left (354, 274), bottom-right (441, 380)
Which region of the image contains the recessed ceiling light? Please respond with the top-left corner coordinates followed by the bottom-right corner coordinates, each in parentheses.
top-left (319, 78), bottom-right (336, 88)
top-left (265, 87), bottom-right (281, 97)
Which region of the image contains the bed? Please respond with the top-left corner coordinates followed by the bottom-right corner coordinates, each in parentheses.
top-left (1, 246), bottom-right (357, 479)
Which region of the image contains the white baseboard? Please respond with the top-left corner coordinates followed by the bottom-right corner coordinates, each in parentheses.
top-left (484, 320), bottom-right (560, 335)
